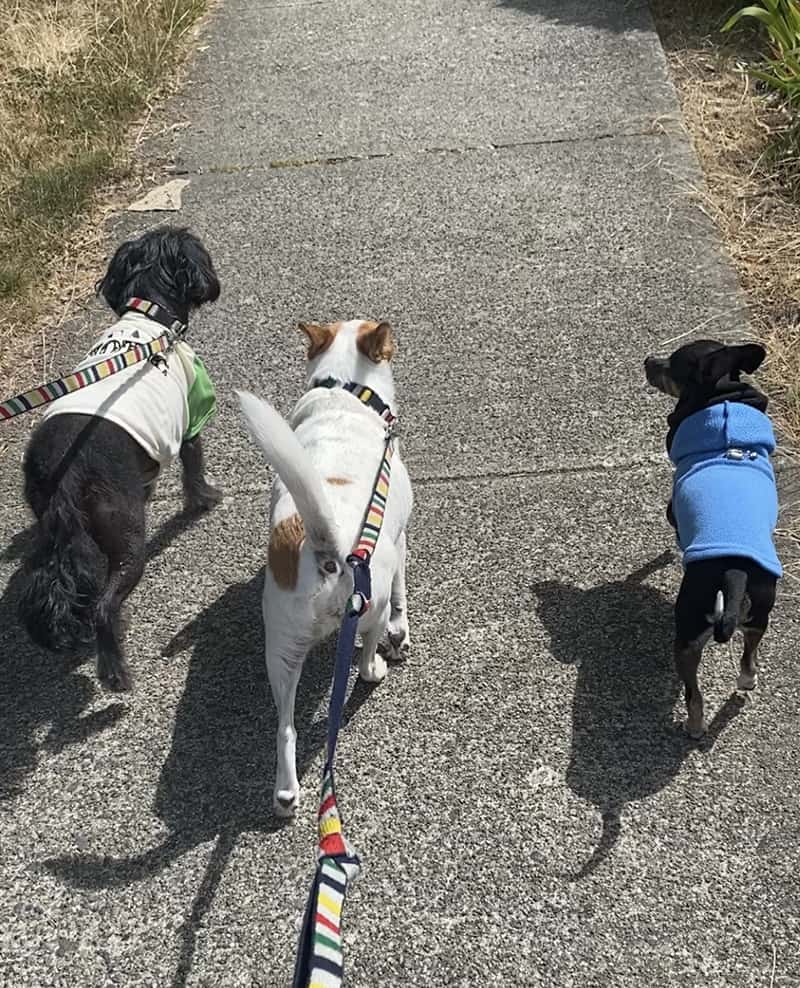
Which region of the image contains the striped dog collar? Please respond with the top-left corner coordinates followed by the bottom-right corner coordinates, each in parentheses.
top-left (313, 377), bottom-right (397, 427)
top-left (122, 297), bottom-right (187, 338)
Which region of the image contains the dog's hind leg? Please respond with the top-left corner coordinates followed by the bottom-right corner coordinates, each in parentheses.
top-left (386, 532), bottom-right (410, 662)
top-left (92, 505), bottom-right (146, 692)
top-left (674, 571), bottom-right (713, 738)
top-left (180, 435), bottom-right (222, 515)
top-left (738, 577), bottom-right (776, 691)
top-left (359, 607), bottom-right (389, 684)
top-left (675, 641), bottom-right (705, 739)
top-left (738, 629), bottom-right (764, 691)
top-left (266, 634), bottom-right (305, 818)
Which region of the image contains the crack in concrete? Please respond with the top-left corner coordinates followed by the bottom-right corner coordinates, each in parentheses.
top-left (182, 120), bottom-right (684, 177)
top-left (263, 0), bottom-right (331, 6)
top-left (18, 454), bottom-right (659, 514)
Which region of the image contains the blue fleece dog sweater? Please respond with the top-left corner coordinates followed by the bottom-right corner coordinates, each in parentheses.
top-left (669, 402), bottom-right (782, 577)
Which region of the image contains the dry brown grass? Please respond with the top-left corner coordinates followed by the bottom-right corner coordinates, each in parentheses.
top-left (0, 0), bottom-right (209, 395)
top-left (651, 0), bottom-right (800, 446)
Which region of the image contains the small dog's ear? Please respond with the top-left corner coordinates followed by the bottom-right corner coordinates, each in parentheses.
top-left (703, 343), bottom-right (766, 384)
top-left (299, 322), bottom-right (334, 360)
top-left (357, 321), bottom-right (395, 363)
top-left (171, 230), bottom-right (220, 308)
top-left (96, 240), bottom-right (140, 314)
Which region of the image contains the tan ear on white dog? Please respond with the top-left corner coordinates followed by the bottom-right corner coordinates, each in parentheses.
top-left (298, 321), bottom-right (336, 360)
top-left (357, 320), bottom-right (395, 363)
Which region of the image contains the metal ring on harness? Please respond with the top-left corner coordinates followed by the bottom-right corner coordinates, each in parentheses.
top-left (348, 591), bottom-right (369, 615)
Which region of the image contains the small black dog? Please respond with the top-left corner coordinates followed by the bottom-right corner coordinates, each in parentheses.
top-left (19, 226), bottom-right (222, 691)
top-left (645, 340), bottom-right (782, 738)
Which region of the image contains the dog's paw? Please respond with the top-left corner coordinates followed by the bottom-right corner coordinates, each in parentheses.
top-left (736, 670), bottom-right (758, 691)
top-left (97, 657), bottom-right (132, 693)
top-left (274, 788), bottom-right (300, 819)
top-left (684, 717), bottom-right (706, 740)
top-left (359, 652), bottom-right (387, 683)
top-left (385, 628), bottom-right (410, 663)
top-left (383, 613), bottom-right (410, 663)
top-left (184, 482), bottom-right (223, 515)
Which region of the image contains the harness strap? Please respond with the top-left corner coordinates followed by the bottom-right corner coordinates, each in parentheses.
top-left (293, 436), bottom-right (394, 988)
top-left (0, 298), bottom-right (187, 423)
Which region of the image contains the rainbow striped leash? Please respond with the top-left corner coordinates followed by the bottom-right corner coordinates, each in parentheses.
top-left (293, 421), bottom-right (395, 988)
top-left (0, 298), bottom-right (187, 423)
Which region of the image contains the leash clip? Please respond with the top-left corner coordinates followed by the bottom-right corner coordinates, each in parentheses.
top-left (346, 554), bottom-right (373, 616)
top-left (348, 592), bottom-right (369, 616)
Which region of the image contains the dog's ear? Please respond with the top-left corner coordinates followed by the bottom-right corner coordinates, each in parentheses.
top-left (298, 322), bottom-right (334, 360)
top-left (702, 343), bottom-right (766, 384)
top-left (96, 239), bottom-right (141, 314)
top-left (172, 230), bottom-right (220, 308)
top-left (357, 321), bottom-right (395, 363)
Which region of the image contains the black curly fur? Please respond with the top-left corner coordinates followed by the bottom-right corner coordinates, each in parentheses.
top-left (96, 226), bottom-right (220, 322)
top-left (19, 226), bottom-right (222, 691)
top-left (18, 469), bottom-right (99, 652)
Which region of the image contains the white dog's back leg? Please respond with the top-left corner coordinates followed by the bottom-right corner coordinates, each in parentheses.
top-left (386, 531), bottom-right (410, 661)
top-left (265, 630), bottom-right (306, 817)
top-left (359, 606), bottom-right (389, 683)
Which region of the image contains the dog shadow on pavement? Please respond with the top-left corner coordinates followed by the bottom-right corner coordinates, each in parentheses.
top-left (43, 565), bottom-right (376, 988)
top-left (531, 550), bottom-right (743, 881)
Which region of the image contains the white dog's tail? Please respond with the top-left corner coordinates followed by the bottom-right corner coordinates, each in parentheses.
top-left (237, 390), bottom-right (342, 557)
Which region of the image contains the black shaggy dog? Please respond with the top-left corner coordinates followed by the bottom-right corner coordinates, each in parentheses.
top-left (19, 227), bottom-right (222, 692)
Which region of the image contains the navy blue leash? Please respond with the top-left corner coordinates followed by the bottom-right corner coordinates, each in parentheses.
top-left (292, 560), bottom-right (372, 988)
top-left (292, 427), bottom-right (394, 988)
top-left (326, 558), bottom-right (371, 763)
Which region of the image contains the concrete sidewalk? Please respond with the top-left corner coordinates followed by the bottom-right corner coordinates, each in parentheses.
top-left (1, 1), bottom-right (799, 986)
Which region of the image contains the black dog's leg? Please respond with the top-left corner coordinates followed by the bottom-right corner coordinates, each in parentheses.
top-left (675, 641), bottom-right (705, 739)
top-left (180, 435), bottom-right (222, 515)
top-left (92, 500), bottom-right (146, 692)
top-left (674, 571), bottom-right (714, 739)
top-left (738, 630), bottom-right (763, 692)
top-left (738, 576), bottom-right (777, 691)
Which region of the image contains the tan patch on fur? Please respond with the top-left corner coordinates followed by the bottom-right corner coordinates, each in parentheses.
top-left (326, 476), bottom-right (352, 485)
top-left (356, 320), bottom-right (396, 363)
top-left (299, 321), bottom-right (342, 360)
top-left (268, 513), bottom-right (305, 590)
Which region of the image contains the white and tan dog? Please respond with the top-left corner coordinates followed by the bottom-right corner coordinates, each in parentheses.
top-left (238, 319), bottom-right (413, 817)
